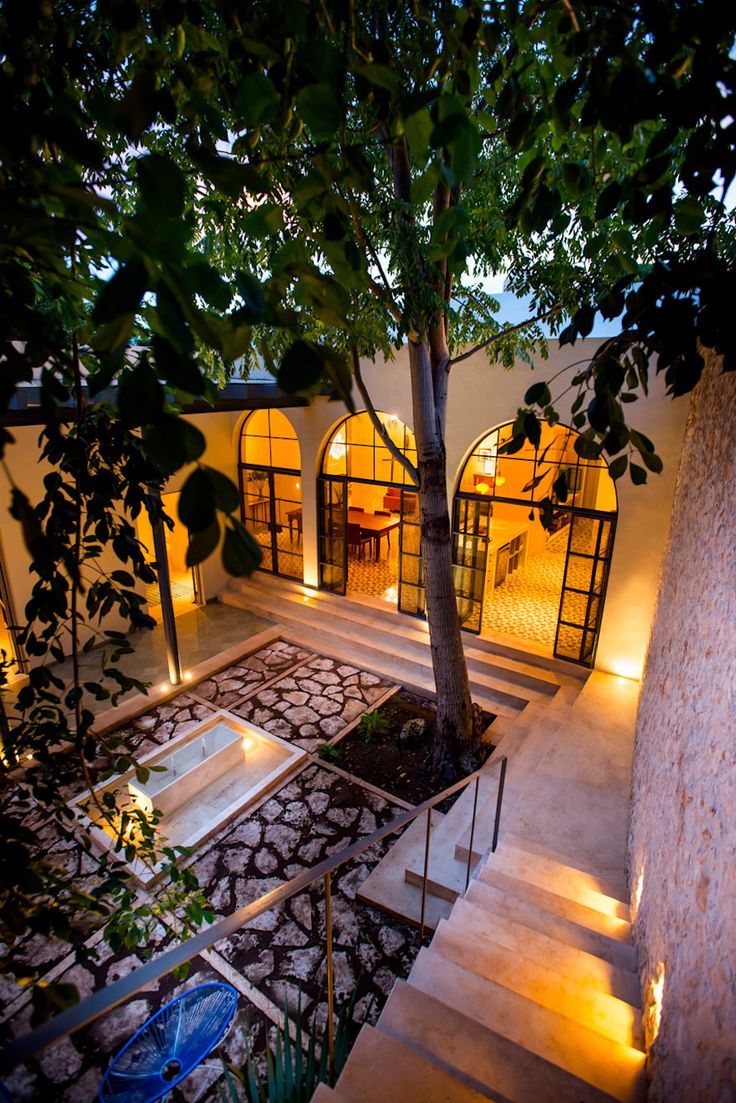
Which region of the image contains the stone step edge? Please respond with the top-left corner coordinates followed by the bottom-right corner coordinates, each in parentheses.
top-left (378, 979), bottom-right (627, 1103)
top-left (432, 918), bottom-right (645, 1051)
top-left (229, 576), bottom-right (563, 696)
top-left (470, 840), bottom-right (631, 917)
top-left (221, 584), bottom-right (550, 702)
top-left (220, 589), bottom-right (529, 714)
top-left (448, 895), bottom-right (642, 1008)
top-left (477, 866), bottom-right (634, 944)
top-left (465, 879), bottom-right (638, 973)
top-left (225, 573), bottom-right (589, 682)
top-left (409, 948), bottom-right (646, 1103)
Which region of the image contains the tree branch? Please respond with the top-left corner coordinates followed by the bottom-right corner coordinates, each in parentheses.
top-left (351, 348), bottom-right (419, 486)
top-left (447, 308), bottom-right (558, 367)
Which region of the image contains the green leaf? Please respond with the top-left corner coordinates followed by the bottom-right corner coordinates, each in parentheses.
top-left (203, 466), bottom-right (240, 513)
top-left (222, 520), bottom-right (262, 576)
top-left (137, 153), bottom-right (186, 218)
top-left (235, 71), bottom-right (280, 127)
top-left (404, 108), bottom-right (433, 161)
top-left (179, 468), bottom-right (216, 533)
top-left (524, 381), bottom-right (551, 407)
top-left (523, 412), bottom-right (541, 448)
top-left (117, 361), bottom-right (164, 426)
top-left (296, 83), bottom-right (343, 140)
top-left (574, 435), bottom-right (602, 460)
top-left (640, 450), bottom-right (663, 474)
top-left (93, 260), bottom-right (149, 324)
top-left (278, 340), bottom-right (326, 394)
top-left (608, 454), bottom-right (628, 480)
top-left (186, 517), bottom-right (220, 566)
top-left (143, 416), bottom-right (206, 475)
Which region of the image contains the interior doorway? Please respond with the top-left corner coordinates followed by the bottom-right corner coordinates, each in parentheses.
top-left (0, 540), bottom-right (22, 680)
top-left (453, 421), bottom-right (617, 665)
top-left (239, 409), bottom-right (303, 581)
top-left (136, 492), bottom-right (202, 623)
top-left (318, 411), bottom-right (419, 610)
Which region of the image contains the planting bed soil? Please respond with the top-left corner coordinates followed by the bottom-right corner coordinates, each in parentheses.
top-left (325, 688), bottom-right (495, 807)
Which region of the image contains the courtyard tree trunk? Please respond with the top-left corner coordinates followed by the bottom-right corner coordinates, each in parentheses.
top-left (408, 337), bottom-right (474, 770)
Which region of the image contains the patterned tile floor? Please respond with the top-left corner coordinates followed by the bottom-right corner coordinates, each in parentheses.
top-left (481, 529), bottom-right (568, 649)
top-left (2, 640), bottom-right (423, 1103)
top-left (347, 539), bottom-right (399, 603)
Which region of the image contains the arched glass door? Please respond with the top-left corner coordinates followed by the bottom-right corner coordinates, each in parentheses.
top-left (453, 422), bottom-right (617, 665)
top-left (239, 409), bottom-right (303, 580)
top-left (318, 411), bottom-right (420, 611)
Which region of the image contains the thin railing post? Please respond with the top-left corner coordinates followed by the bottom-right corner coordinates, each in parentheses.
top-left (323, 871), bottom-right (335, 1074)
top-left (465, 776), bottom-right (480, 891)
top-left (491, 757), bottom-right (508, 852)
top-left (419, 808), bottom-right (432, 939)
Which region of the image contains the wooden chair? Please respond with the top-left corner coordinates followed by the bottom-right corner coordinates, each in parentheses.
top-left (347, 522), bottom-right (373, 560)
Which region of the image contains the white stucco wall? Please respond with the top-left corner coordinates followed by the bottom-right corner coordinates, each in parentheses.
top-left (261, 339), bottom-right (687, 679)
top-left (1, 337), bottom-right (688, 679)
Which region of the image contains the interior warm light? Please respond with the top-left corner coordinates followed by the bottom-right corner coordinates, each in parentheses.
top-left (632, 865), bottom-right (645, 920)
top-left (241, 736), bottom-right (252, 749)
top-left (184, 672), bottom-right (192, 681)
top-left (645, 961), bottom-right (666, 1047)
top-left (295, 481), bottom-right (300, 489)
top-left (159, 682), bottom-right (169, 692)
top-left (26, 753), bottom-right (33, 761)
top-left (476, 482), bottom-right (490, 495)
top-left (495, 475), bottom-right (506, 487)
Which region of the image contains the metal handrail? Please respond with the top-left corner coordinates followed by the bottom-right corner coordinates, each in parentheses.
top-left (0, 752), bottom-right (508, 1076)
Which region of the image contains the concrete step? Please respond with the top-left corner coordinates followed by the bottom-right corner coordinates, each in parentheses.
top-left (408, 948), bottom-right (647, 1102)
top-left (467, 840), bottom-right (631, 919)
top-left (247, 576), bottom-right (565, 695)
top-left (447, 896), bottom-right (641, 1007)
top-left (403, 721), bottom-right (566, 901)
top-left (502, 830), bottom-right (629, 900)
top-left (221, 587), bottom-right (528, 716)
top-left (379, 979), bottom-right (632, 1103)
top-left (465, 879), bottom-right (637, 972)
top-left (477, 866), bottom-right (633, 943)
top-left (311, 1087), bottom-right (344, 1102)
top-left (333, 1024), bottom-right (490, 1103)
top-left (236, 571), bottom-right (590, 683)
top-left (357, 812), bottom-right (454, 932)
top-left (432, 918), bottom-right (644, 1050)
top-left (221, 573), bottom-right (581, 708)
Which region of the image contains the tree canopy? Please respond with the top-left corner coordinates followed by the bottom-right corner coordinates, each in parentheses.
top-left (1, 0), bottom-right (734, 1020)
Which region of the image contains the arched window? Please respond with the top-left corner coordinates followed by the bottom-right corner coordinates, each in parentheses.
top-left (239, 410), bottom-right (303, 580)
top-left (317, 411), bottom-right (420, 610)
top-left (453, 421), bottom-right (617, 665)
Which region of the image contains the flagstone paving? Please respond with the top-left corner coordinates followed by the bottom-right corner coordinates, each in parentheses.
top-left (193, 654), bottom-right (394, 753)
top-left (2, 638), bottom-right (425, 1102)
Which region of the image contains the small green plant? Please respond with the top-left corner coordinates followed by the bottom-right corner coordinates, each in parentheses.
top-left (317, 742), bottom-right (342, 763)
top-left (356, 709), bottom-right (391, 744)
top-left (219, 993), bottom-right (358, 1102)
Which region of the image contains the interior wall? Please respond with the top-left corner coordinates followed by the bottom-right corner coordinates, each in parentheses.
top-left (628, 351), bottom-right (735, 1102)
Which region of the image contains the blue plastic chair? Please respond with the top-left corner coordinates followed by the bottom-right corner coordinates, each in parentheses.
top-left (99, 982), bottom-right (238, 1103)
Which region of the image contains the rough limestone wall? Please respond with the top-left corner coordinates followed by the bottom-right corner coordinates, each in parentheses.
top-left (628, 351), bottom-right (736, 1102)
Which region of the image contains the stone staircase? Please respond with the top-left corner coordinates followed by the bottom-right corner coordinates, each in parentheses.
top-left (320, 671), bottom-right (644, 1103)
top-left (315, 834), bottom-right (645, 1103)
top-left (219, 573), bottom-right (587, 718)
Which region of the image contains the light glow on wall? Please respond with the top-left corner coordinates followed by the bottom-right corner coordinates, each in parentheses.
top-left (631, 864), bottom-right (645, 921)
top-left (645, 960), bottom-right (666, 1048)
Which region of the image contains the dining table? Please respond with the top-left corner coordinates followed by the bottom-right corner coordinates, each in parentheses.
top-left (348, 507), bottom-right (400, 560)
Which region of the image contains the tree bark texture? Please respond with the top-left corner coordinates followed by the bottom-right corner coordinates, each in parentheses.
top-left (408, 339), bottom-right (474, 769)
